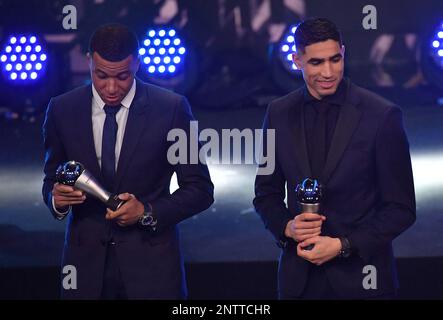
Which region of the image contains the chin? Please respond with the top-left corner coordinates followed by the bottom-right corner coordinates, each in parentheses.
top-left (320, 87), bottom-right (338, 96)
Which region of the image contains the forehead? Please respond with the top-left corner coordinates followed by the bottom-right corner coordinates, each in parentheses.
top-left (302, 39), bottom-right (342, 58)
top-left (91, 52), bottom-right (134, 73)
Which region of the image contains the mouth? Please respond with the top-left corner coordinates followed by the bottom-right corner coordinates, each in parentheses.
top-left (106, 96), bottom-right (120, 103)
top-left (317, 80), bottom-right (336, 89)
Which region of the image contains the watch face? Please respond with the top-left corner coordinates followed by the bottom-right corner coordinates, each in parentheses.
top-left (340, 249), bottom-right (351, 258)
top-left (142, 215), bottom-right (153, 226)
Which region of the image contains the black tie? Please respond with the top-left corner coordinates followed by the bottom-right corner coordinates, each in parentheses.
top-left (102, 104), bottom-right (121, 190)
top-left (311, 102), bottom-right (328, 179)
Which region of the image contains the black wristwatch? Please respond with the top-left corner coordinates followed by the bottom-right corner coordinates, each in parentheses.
top-left (338, 237), bottom-right (352, 258)
top-left (138, 204), bottom-right (157, 231)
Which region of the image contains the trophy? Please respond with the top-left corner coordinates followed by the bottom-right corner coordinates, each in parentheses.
top-left (56, 161), bottom-right (125, 211)
top-left (295, 178), bottom-right (324, 250)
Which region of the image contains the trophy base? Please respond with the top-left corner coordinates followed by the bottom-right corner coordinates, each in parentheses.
top-left (106, 194), bottom-right (126, 211)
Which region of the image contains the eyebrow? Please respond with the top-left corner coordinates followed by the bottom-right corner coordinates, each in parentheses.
top-left (307, 53), bottom-right (343, 64)
top-left (95, 69), bottom-right (130, 77)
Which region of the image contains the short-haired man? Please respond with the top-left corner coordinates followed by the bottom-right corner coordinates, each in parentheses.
top-left (42, 23), bottom-right (214, 299)
top-left (254, 18), bottom-right (416, 299)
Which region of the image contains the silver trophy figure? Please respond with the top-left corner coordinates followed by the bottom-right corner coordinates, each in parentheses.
top-left (56, 161), bottom-right (125, 211)
top-left (295, 178), bottom-right (324, 250)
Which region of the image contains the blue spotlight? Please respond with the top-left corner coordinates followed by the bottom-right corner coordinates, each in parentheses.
top-left (140, 27), bottom-right (186, 77)
top-left (0, 34), bottom-right (48, 83)
top-left (430, 22), bottom-right (443, 69)
top-left (422, 20), bottom-right (443, 91)
top-left (278, 25), bottom-right (299, 73)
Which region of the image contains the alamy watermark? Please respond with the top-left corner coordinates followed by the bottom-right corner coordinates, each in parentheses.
top-left (62, 5), bottom-right (77, 30)
top-left (362, 5), bottom-right (377, 30)
top-left (167, 121), bottom-right (275, 175)
top-left (362, 265), bottom-right (377, 290)
top-left (62, 265), bottom-right (77, 290)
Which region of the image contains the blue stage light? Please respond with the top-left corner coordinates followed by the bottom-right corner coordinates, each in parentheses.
top-left (421, 20), bottom-right (443, 91)
top-left (0, 34), bottom-right (48, 82)
top-left (278, 25), bottom-right (299, 73)
top-left (140, 28), bottom-right (186, 77)
top-left (430, 22), bottom-right (443, 68)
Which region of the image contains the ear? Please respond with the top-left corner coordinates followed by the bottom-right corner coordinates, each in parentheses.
top-left (292, 52), bottom-right (303, 70)
top-left (87, 52), bottom-right (93, 67)
top-left (340, 45), bottom-right (345, 57)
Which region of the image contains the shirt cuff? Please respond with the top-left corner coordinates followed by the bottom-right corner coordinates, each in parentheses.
top-left (52, 196), bottom-right (71, 220)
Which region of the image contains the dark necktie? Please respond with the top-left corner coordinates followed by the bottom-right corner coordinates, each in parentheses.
top-left (311, 102), bottom-right (329, 179)
top-left (102, 104), bottom-right (121, 190)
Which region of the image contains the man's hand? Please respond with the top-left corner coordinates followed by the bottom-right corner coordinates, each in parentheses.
top-left (285, 213), bottom-right (326, 242)
top-left (297, 236), bottom-right (341, 266)
top-left (105, 193), bottom-right (144, 227)
top-left (52, 182), bottom-right (86, 210)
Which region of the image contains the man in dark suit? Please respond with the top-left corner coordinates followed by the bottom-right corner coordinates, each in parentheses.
top-left (253, 18), bottom-right (416, 299)
top-left (42, 24), bottom-right (214, 299)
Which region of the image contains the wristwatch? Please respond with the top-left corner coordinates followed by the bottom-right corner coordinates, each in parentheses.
top-left (138, 204), bottom-right (157, 231)
top-left (338, 237), bottom-right (352, 258)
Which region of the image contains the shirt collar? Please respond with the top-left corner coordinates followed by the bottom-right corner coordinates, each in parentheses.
top-left (303, 77), bottom-right (347, 107)
top-left (92, 79), bottom-right (136, 110)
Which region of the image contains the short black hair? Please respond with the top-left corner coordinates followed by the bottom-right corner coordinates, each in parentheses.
top-left (294, 18), bottom-right (342, 53)
top-left (89, 23), bottom-right (139, 62)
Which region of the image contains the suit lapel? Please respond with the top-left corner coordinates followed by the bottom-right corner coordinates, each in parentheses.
top-left (289, 93), bottom-right (312, 179)
top-left (114, 80), bottom-right (150, 191)
top-left (322, 82), bottom-right (362, 184)
top-left (76, 84), bottom-right (102, 180)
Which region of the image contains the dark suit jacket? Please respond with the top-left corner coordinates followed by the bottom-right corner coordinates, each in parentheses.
top-left (42, 79), bottom-right (214, 299)
top-left (254, 79), bottom-right (416, 299)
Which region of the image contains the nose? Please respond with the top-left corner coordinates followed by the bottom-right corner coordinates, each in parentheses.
top-left (321, 62), bottom-right (332, 78)
top-left (106, 79), bottom-right (117, 95)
